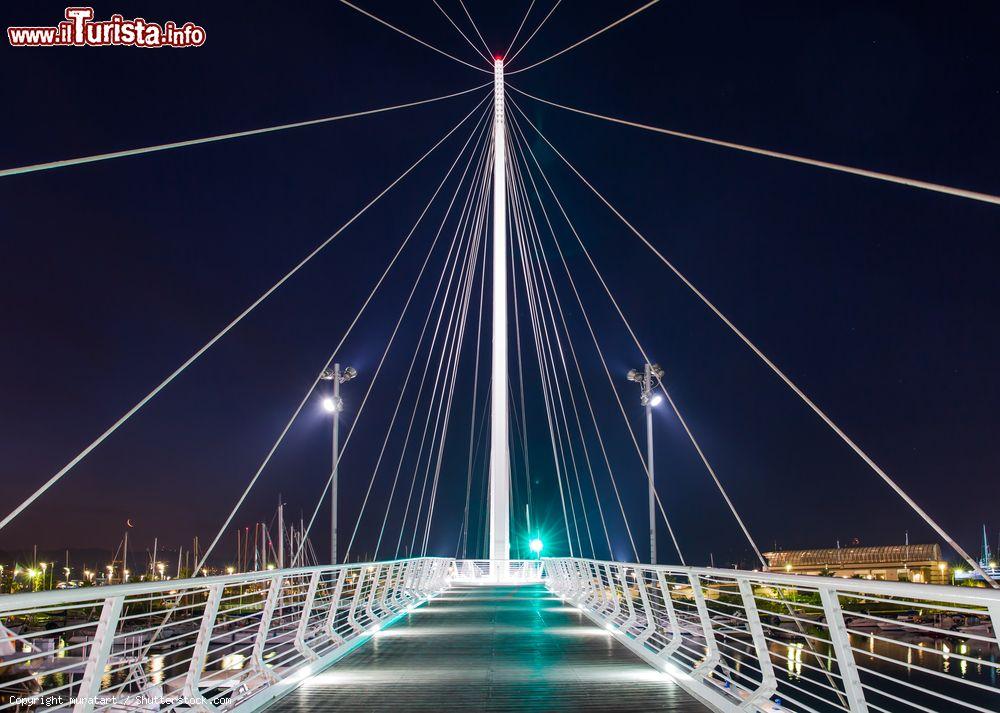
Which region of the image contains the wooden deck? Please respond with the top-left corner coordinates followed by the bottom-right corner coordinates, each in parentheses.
top-left (267, 583), bottom-right (710, 712)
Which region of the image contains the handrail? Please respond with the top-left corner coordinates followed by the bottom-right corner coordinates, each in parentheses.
top-left (554, 557), bottom-right (1000, 604)
top-left (0, 557), bottom-right (452, 713)
top-left (0, 557), bottom-right (452, 610)
top-left (544, 557), bottom-right (1000, 713)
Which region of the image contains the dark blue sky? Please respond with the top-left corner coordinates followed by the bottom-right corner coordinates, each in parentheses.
top-left (1, 1), bottom-right (998, 568)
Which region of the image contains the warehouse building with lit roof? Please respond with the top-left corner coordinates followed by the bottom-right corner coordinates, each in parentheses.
top-left (764, 544), bottom-right (947, 584)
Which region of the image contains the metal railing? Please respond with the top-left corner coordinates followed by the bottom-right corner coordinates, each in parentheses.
top-left (7, 555), bottom-right (993, 713)
top-left (0, 557), bottom-right (450, 713)
top-left (545, 557), bottom-right (1000, 713)
top-left (450, 559), bottom-right (545, 583)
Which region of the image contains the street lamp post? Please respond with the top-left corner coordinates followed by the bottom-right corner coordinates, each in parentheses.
top-left (321, 363), bottom-right (356, 565)
top-left (627, 363), bottom-right (664, 565)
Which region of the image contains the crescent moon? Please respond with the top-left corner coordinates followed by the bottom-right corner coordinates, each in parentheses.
top-left (126, 518), bottom-right (134, 528)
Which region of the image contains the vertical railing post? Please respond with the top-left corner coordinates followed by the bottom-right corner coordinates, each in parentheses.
top-left (325, 568), bottom-right (348, 647)
top-left (389, 561), bottom-right (407, 609)
top-left (737, 578), bottom-right (777, 707)
top-left (594, 561), bottom-right (609, 613)
top-left (635, 568), bottom-right (656, 644)
top-left (548, 560), bottom-right (565, 595)
top-left (378, 562), bottom-right (395, 614)
top-left (182, 583), bottom-right (225, 706)
top-left (561, 560), bottom-right (575, 598)
top-left (73, 596), bottom-right (124, 713)
top-left (253, 574), bottom-right (282, 682)
top-left (619, 565), bottom-right (638, 632)
top-left (566, 559), bottom-right (587, 606)
top-left (582, 561), bottom-right (602, 610)
top-left (413, 560), bottom-right (428, 597)
top-left (655, 569), bottom-right (683, 657)
top-left (347, 566), bottom-right (367, 634)
top-left (364, 565), bottom-right (383, 623)
top-left (819, 585), bottom-right (869, 713)
top-left (605, 564), bottom-right (622, 622)
top-left (426, 560), bottom-right (441, 594)
top-left (294, 571), bottom-right (321, 661)
top-left (689, 573), bottom-right (721, 680)
top-left (435, 558), bottom-right (449, 591)
top-left (401, 560), bottom-right (418, 603)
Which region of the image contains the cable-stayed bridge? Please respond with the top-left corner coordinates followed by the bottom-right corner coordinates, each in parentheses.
top-left (2, 3), bottom-right (1000, 712)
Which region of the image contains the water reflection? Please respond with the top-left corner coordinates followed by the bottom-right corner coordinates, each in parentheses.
top-left (754, 630), bottom-right (1000, 712)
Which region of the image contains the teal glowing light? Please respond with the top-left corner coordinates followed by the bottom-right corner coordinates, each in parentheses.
top-left (529, 538), bottom-right (544, 555)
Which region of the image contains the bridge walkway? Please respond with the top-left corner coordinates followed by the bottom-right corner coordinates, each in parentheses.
top-left (267, 583), bottom-right (709, 712)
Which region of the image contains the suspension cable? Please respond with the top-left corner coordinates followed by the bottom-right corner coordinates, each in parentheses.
top-left (508, 205), bottom-right (535, 543)
top-left (457, 0), bottom-right (494, 60)
top-left (421, 147), bottom-right (493, 553)
top-left (390, 150), bottom-right (492, 557)
top-left (375, 133), bottom-right (493, 559)
top-left (408, 197), bottom-right (484, 555)
top-left (508, 130), bottom-right (631, 560)
top-left (512, 178), bottom-right (582, 557)
top-left (507, 1), bottom-right (660, 74)
top-left (396, 153), bottom-right (492, 557)
top-left (217, 103), bottom-right (488, 570)
top-left (514, 162), bottom-right (606, 558)
top-left (509, 97), bottom-right (998, 586)
top-left (514, 173), bottom-right (595, 557)
top-left (421, 219), bottom-right (485, 554)
top-left (0, 83), bottom-right (490, 178)
top-left (0, 92), bottom-right (490, 534)
top-left (432, 0), bottom-right (493, 64)
top-left (509, 86), bottom-right (1000, 206)
top-left (343, 115), bottom-right (492, 560)
top-left (337, 1), bottom-right (491, 73)
top-left (461, 218), bottom-right (490, 558)
top-left (504, 0), bottom-right (535, 59)
top-left (509, 106), bottom-right (760, 566)
top-left (294, 166), bottom-right (484, 566)
top-left (105, 112), bottom-right (489, 690)
top-left (505, 1), bottom-right (560, 65)
top-left (508, 108), bottom-right (685, 564)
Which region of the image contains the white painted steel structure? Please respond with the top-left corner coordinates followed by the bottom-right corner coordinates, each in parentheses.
top-left (0, 558), bottom-right (450, 713)
top-left (545, 557), bottom-right (1000, 713)
top-left (488, 57), bottom-right (510, 567)
top-left (450, 558), bottom-right (544, 583)
top-left (4, 559), bottom-right (1000, 712)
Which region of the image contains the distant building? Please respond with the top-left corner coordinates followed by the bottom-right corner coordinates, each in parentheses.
top-left (763, 544), bottom-right (947, 584)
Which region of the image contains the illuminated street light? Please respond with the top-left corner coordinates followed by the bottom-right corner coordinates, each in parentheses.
top-left (320, 363), bottom-right (357, 565)
top-left (529, 538), bottom-right (544, 557)
top-left (627, 362), bottom-right (665, 565)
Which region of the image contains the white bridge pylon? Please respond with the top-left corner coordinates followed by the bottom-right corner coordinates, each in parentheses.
top-left (488, 58), bottom-right (510, 574)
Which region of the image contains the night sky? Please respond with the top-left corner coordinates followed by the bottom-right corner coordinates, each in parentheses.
top-left (2, 1), bottom-right (998, 569)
